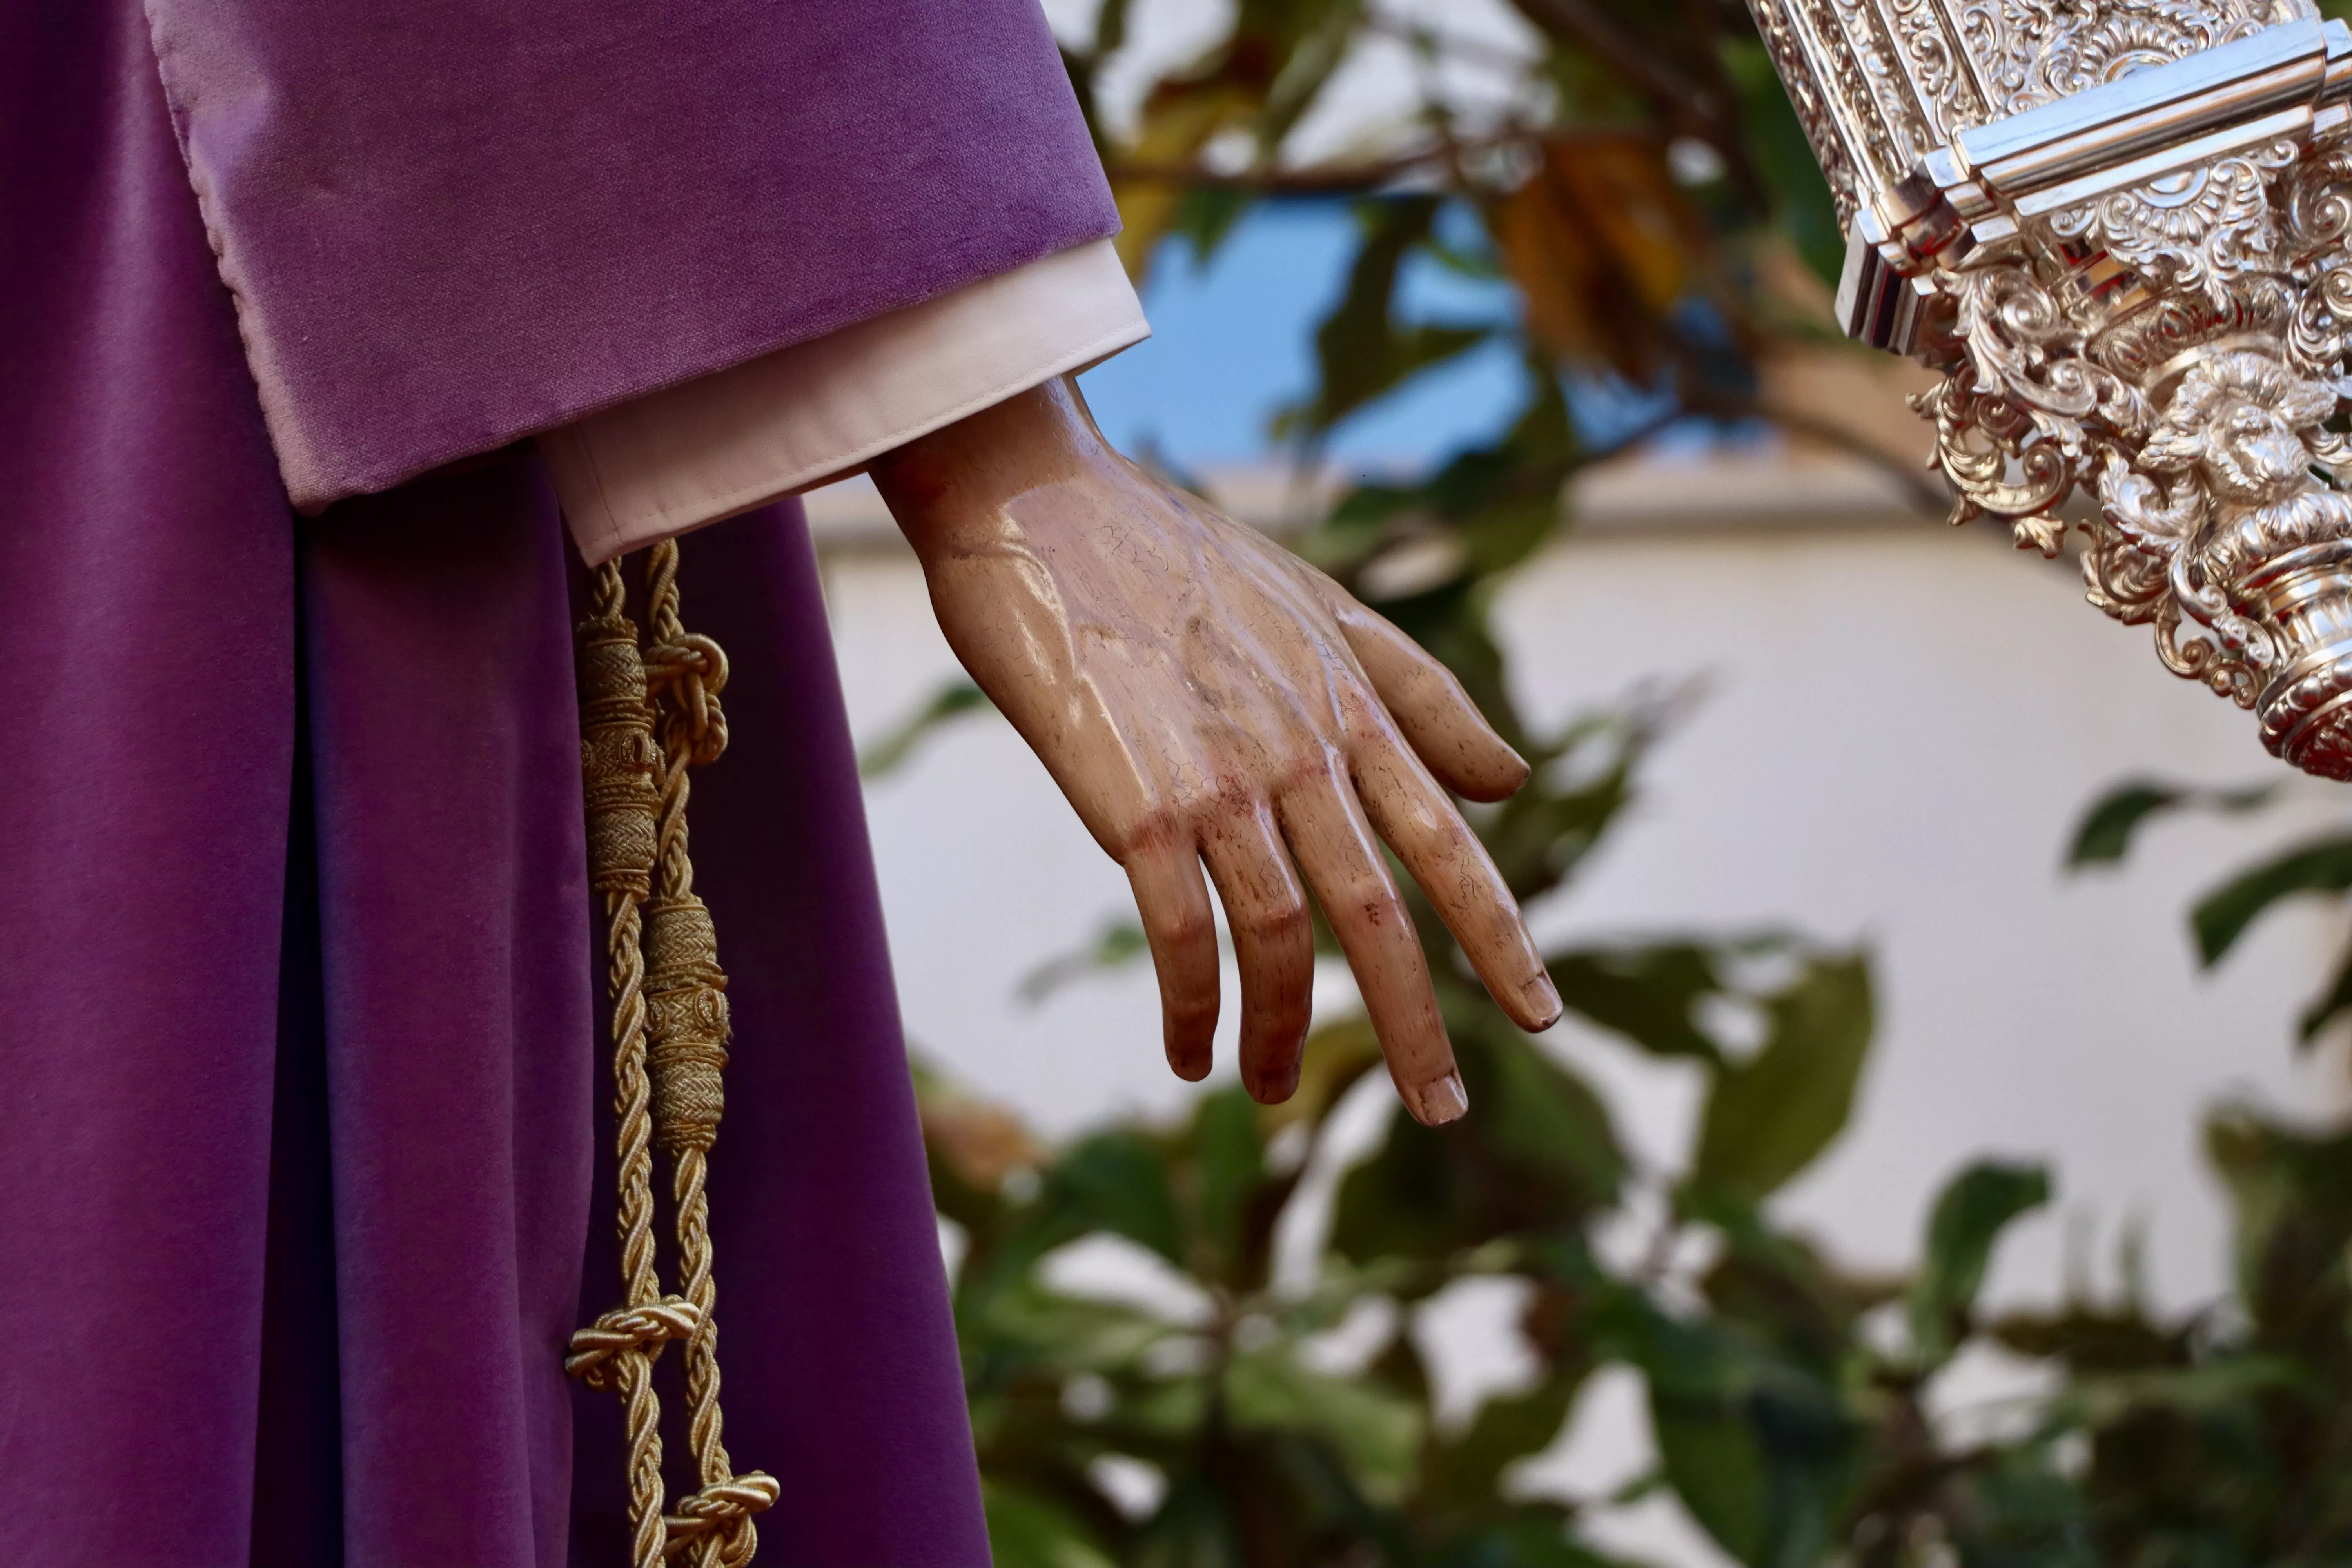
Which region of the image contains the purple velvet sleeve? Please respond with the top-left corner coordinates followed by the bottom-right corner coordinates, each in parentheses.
top-left (140, 0), bottom-right (1120, 511)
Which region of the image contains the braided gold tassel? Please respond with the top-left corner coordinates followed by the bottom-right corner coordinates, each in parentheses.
top-left (572, 544), bottom-right (776, 1568)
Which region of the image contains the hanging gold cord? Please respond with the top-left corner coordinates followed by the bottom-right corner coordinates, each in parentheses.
top-left (640, 537), bottom-right (778, 1565)
top-left (570, 545), bottom-right (775, 1568)
top-left (572, 560), bottom-right (685, 1568)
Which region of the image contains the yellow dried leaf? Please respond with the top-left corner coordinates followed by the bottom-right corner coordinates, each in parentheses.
top-left (1497, 135), bottom-right (1697, 379)
top-left (1112, 79), bottom-right (1261, 283)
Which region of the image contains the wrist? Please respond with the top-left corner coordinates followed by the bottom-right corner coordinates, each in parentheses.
top-left (870, 377), bottom-right (1107, 559)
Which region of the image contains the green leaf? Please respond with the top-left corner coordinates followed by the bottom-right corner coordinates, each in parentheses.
top-left (1691, 1195), bottom-right (1880, 1375)
top-left (1651, 1399), bottom-right (1771, 1563)
top-left (1264, 1015), bottom-right (1385, 1135)
top-left (2063, 779), bottom-right (2274, 868)
top-left (1045, 1130), bottom-right (1188, 1266)
top-left (1481, 717), bottom-right (1650, 904)
top-left (1224, 1349), bottom-right (1426, 1503)
top-left (857, 679), bottom-right (996, 779)
top-left (1302, 365), bottom-right (1579, 604)
top-left (1421, 1514), bottom-right (1646, 1568)
top-left (1691, 955), bottom-right (1875, 1203)
top-left (1277, 197), bottom-right (1496, 442)
top-left (1907, 1161), bottom-right (2051, 1369)
top-left (2189, 835), bottom-right (2352, 967)
top-left (1250, 0), bottom-right (1362, 151)
top-left (1989, 1305), bottom-right (2181, 1373)
top-left (2205, 1105), bottom-right (2352, 1341)
top-left (2047, 1356), bottom-right (2307, 1430)
top-left (1722, 39), bottom-right (1844, 286)
top-left (1548, 943), bottom-right (1730, 1064)
top-left (1093, 0), bottom-right (1132, 55)
top-left (1426, 1509), bottom-right (1644, 1568)
top-left (983, 1481), bottom-right (1119, 1568)
top-left (1936, 1446), bottom-right (2098, 1568)
top-left (1477, 1022), bottom-right (1628, 1208)
top-left (963, 1283), bottom-right (1176, 1385)
top-left (1018, 920), bottom-right (1152, 1004)
top-left (2297, 938), bottom-right (2352, 1045)
top-left (1592, 1288), bottom-right (1817, 1564)
top-left (1677, 1374), bottom-right (1855, 1568)
top-left (1171, 186), bottom-right (1254, 269)
top-left (1332, 1027), bottom-right (1624, 1269)
top-left (1420, 1367), bottom-right (1587, 1513)
top-left (1130, 1472), bottom-right (1241, 1568)
top-left (1190, 1088), bottom-right (1267, 1284)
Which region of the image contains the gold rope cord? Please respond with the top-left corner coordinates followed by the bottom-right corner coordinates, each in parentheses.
top-left (572, 561), bottom-right (682, 1568)
top-left (571, 546), bottom-right (777, 1568)
top-left (641, 538), bottom-right (779, 1566)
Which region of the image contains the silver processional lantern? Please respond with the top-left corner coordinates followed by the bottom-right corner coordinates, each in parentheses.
top-left (1748, 0), bottom-right (2352, 778)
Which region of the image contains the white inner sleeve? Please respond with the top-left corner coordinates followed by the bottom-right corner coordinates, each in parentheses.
top-left (539, 238), bottom-right (1149, 564)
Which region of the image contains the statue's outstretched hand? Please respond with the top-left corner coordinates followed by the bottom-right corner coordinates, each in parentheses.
top-left (870, 378), bottom-right (1560, 1125)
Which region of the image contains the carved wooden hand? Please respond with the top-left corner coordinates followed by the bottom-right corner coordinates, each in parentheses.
top-left (871, 377), bottom-right (1560, 1124)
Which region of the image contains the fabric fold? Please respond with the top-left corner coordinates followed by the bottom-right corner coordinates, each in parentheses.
top-left (540, 237), bottom-right (1149, 563)
top-left (140, 0), bottom-right (1119, 510)
top-left (0, 0), bottom-right (294, 1555)
top-left (299, 464), bottom-right (596, 1566)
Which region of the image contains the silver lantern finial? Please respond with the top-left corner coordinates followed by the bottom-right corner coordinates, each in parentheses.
top-left (1748, 0), bottom-right (2352, 779)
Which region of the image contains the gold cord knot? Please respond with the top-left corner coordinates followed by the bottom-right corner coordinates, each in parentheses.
top-left (644, 632), bottom-right (729, 765)
top-left (565, 1296), bottom-right (704, 1391)
top-left (663, 1472), bottom-right (782, 1564)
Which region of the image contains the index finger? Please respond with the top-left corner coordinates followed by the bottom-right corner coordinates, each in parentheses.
top-left (1350, 726), bottom-right (1561, 1034)
top-left (1324, 593), bottom-right (1530, 804)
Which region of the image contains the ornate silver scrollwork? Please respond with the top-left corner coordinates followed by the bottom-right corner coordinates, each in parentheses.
top-left (1751, 0), bottom-right (2352, 779)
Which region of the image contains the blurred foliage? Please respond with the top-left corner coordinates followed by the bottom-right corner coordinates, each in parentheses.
top-left (1058, 0), bottom-right (1946, 559)
top-left (863, 3), bottom-right (2352, 1563)
top-left (917, 738), bottom-right (2352, 1566)
top-left (2069, 780), bottom-right (2352, 1045)
top-left (918, 671), bottom-right (1924, 1566)
top-left (2064, 782), bottom-right (2276, 871)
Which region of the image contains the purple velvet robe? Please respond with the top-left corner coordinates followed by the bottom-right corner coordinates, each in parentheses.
top-left (0, 0), bottom-right (1117, 1561)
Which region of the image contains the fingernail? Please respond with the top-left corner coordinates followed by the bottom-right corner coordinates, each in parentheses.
top-left (1523, 973), bottom-right (1563, 1031)
top-left (1406, 1072), bottom-right (1468, 1125)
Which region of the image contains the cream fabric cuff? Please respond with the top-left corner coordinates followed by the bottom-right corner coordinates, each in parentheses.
top-left (539, 238), bottom-right (1149, 564)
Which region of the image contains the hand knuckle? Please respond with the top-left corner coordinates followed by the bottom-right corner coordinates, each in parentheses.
top-left (1247, 897), bottom-right (1309, 943)
top-left (1171, 995), bottom-right (1218, 1026)
top-left (1164, 908), bottom-right (1215, 949)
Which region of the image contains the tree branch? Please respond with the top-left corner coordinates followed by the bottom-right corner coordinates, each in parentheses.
top-left (1677, 0), bottom-right (1772, 211)
top-left (1103, 132), bottom-right (1546, 194)
top-left (1363, 6), bottom-right (1546, 80)
top-left (1508, 0), bottom-right (1711, 122)
top-left (1759, 404), bottom-right (1955, 517)
top-left (1104, 155), bottom-right (1443, 194)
